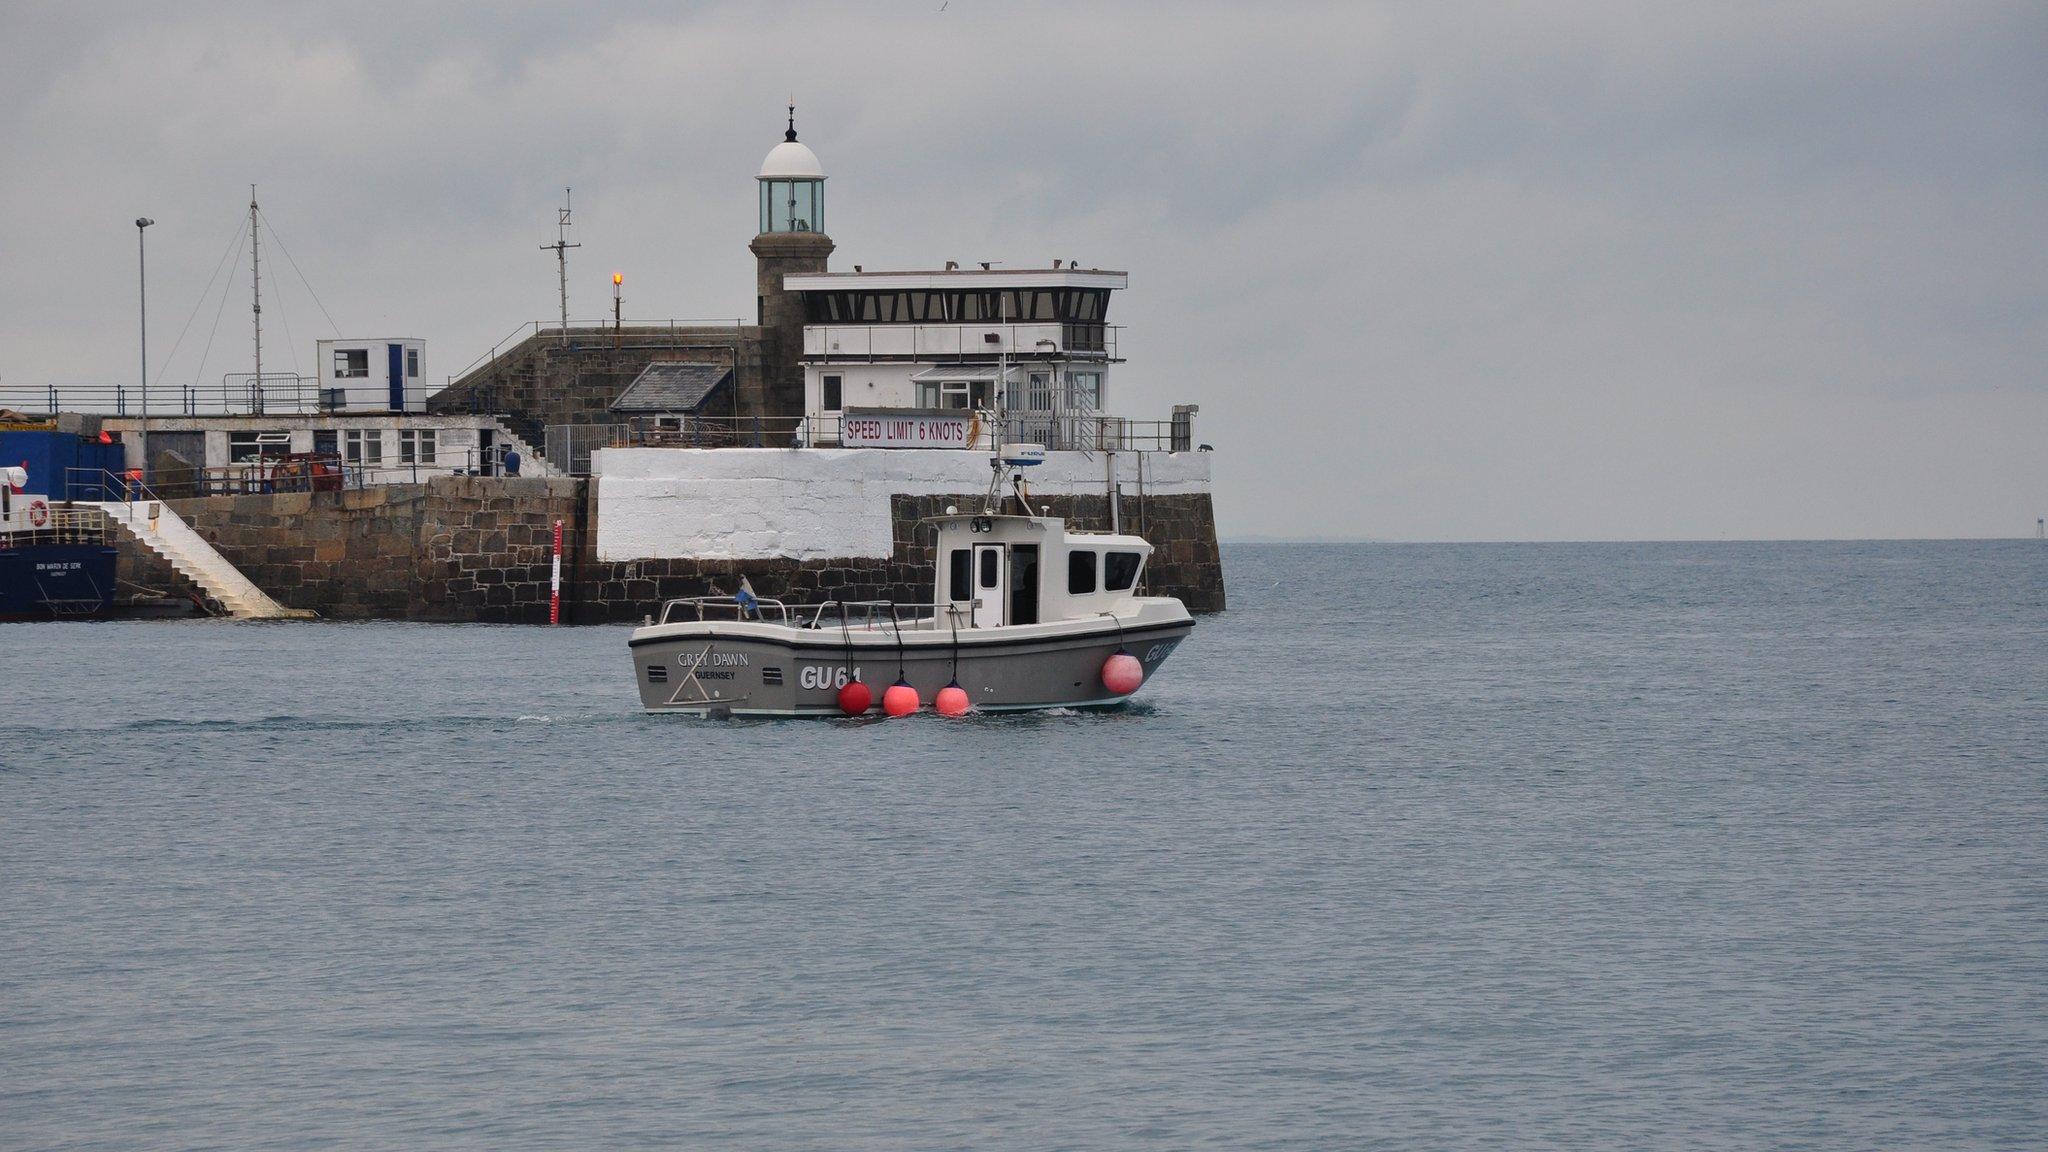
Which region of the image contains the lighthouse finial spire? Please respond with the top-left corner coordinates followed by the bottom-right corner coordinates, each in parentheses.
top-left (786, 98), bottom-right (798, 142)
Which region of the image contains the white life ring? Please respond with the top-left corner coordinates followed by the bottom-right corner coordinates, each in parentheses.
top-left (26, 499), bottom-right (49, 528)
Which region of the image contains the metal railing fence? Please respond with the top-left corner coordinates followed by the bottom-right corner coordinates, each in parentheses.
top-left (545, 408), bottom-right (1198, 474)
top-left (61, 450), bottom-right (521, 500)
top-left (0, 504), bottom-right (110, 548)
top-left (0, 376), bottom-right (440, 418)
top-left (805, 323), bottom-right (1120, 361)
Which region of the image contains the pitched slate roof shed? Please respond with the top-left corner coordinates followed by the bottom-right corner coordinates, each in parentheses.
top-left (611, 363), bottom-right (734, 413)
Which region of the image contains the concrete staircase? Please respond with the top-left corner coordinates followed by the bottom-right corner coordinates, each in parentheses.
top-left (94, 501), bottom-right (314, 620)
top-left (491, 419), bottom-right (561, 478)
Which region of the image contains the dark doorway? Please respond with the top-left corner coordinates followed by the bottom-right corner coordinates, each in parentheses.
top-left (1007, 544), bottom-right (1039, 626)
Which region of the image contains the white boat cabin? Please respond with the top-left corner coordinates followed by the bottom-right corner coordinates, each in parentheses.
top-left (931, 512), bottom-right (1151, 629)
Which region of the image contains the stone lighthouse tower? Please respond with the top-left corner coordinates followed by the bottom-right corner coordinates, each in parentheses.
top-left (749, 104), bottom-right (833, 421)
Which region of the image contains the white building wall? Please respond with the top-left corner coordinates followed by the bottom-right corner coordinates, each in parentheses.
top-left (807, 364), bottom-right (922, 413)
top-left (804, 363), bottom-right (1111, 427)
top-left (101, 414), bottom-right (551, 483)
top-left (316, 338), bottom-right (427, 412)
top-left (593, 446), bottom-right (1210, 561)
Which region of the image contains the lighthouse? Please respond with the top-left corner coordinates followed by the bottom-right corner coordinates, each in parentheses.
top-left (749, 103), bottom-right (833, 421)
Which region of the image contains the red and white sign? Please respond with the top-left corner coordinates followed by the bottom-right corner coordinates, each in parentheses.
top-left (839, 408), bottom-right (978, 449)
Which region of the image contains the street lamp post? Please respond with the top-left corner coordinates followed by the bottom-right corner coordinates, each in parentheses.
top-left (135, 217), bottom-right (154, 482)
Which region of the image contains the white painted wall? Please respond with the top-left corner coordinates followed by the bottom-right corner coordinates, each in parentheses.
top-left (593, 446), bottom-right (1211, 561)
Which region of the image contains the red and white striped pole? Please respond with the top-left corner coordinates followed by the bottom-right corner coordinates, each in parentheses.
top-left (549, 518), bottom-right (563, 625)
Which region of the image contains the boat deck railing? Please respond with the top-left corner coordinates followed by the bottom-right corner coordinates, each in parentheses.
top-left (651, 595), bottom-right (970, 632)
top-left (804, 600), bottom-right (970, 632)
top-left (656, 594), bottom-right (796, 626)
top-left (0, 504), bottom-right (111, 548)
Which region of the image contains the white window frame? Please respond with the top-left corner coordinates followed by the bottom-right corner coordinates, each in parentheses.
top-left (343, 428), bottom-right (384, 467)
top-left (398, 428), bottom-right (436, 465)
top-left (917, 379), bottom-right (989, 410)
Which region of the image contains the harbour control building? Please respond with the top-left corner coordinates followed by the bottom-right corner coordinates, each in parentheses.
top-left (0, 110), bottom-right (1221, 622)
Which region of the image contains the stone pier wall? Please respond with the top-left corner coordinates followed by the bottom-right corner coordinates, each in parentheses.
top-left (130, 467), bottom-right (1223, 623)
top-left (167, 477), bottom-right (586, 622)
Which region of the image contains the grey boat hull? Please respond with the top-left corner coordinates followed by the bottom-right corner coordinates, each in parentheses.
top-left (628, 608), bottom-right (1193, 716)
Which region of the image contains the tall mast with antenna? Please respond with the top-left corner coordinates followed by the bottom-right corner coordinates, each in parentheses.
top-left (540, 188), bottom-right (579, 339)
top-left (250, 185), bottom-right (263, 412)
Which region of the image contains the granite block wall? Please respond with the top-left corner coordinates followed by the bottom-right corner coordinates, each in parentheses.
top-left (131, 474), bottom-right (1222, 623)
top-left (165, 477), bottom-right (586, 622)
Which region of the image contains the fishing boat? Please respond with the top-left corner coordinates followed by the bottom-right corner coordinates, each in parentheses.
top-left (0, 466), bottom-right (118, 620)
top-left (626, 453), bottom-right (1194, 716)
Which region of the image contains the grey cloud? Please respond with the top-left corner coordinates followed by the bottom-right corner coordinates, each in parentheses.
top-left (1, 1), bottom-right (2042, 539)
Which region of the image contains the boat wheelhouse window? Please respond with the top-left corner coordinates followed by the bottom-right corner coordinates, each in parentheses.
top-left (1008, 545), bottom-right (1039, 626)
top-left (822, 374), bottom-right (842, 412)
top-left (978, 548), bottom-right (999, 589)
top-left (1104, 551), bottom-right (1142, 591)
top-left (1068, 550), bottom-right (1097, 595)
top-left (950, 548), bottom-right (973, 601)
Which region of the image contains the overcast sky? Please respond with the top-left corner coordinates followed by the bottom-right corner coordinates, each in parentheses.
top-left (2, 1), bottom-right (2043, 539)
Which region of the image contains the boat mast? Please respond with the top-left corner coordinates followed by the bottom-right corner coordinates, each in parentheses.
top-left (985, 290), bottom-right (1009, 514)
top-left (250, 186), bottom-right (262, 412)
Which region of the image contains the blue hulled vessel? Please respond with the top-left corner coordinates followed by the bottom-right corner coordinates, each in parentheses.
top-left (1, 464), bottom-right (117, 620)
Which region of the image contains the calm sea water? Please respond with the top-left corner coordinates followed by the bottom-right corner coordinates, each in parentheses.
top-left (4, 542), bottom-right (2045, 1149)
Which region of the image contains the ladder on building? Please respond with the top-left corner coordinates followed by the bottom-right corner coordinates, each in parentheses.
top-left (93, 500), bottom-right (314, 619)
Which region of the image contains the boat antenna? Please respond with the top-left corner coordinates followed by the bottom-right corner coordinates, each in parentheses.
top-left (839, 608), bottom-right (857, 684)
top-left (890, 605), bottom-right (908, 681)
top-left (984, 290), bottom-right (1011, 514)
top-left (540, 187), bottom-right (579, 340)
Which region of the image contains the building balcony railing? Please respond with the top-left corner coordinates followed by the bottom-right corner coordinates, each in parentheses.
top-left (803, 322), bottom-right (1120, 362)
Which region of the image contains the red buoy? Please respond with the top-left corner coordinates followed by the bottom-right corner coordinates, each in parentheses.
top-left (1102, 649), bottom-right (1144, 695)
top-left (882, 678), bottom-right (920, 717)
top-left (837, 680), bottom-right (872, 716)
top-left (935, 680), bottom-right (971, 717)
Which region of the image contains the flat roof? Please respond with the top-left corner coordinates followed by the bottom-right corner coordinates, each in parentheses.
top-left (784, 268), bottom-right (1127, 292)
